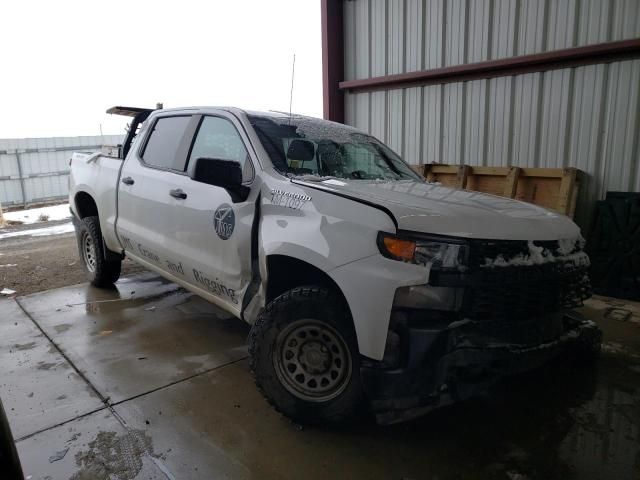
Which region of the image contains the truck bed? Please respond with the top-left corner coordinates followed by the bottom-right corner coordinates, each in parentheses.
top-left (68, 152), bottom-right (124, 252)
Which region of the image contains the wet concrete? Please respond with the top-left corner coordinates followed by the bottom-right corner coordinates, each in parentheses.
top-left (2, 273), bottom-right (639, 479)
top-left (16, 272), bottom-right (248, 403)
top-left (15, 408), bottom-right (166, 479)
top-left (0, 299), bottom-right (103, 439)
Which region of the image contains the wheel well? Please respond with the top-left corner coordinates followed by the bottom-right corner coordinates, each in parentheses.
top-left (266, 255), bottom-right (350, 311)
top-left (74, 192), bottom-right (98, 219)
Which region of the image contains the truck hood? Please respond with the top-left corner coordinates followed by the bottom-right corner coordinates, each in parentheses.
top-left (294, 178), bottom-right (579, 240)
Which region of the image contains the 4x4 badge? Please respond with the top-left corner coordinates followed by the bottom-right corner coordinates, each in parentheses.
top-left (213, 204), bottom-right (235, 240)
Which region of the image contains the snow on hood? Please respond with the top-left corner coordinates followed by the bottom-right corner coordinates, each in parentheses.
top-left (293, 178), bottom-right (580, 241)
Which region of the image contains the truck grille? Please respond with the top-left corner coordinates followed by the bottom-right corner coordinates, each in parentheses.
top-left (462, 238), bottom-right (591, 324)
top-left (463, 262), bottom-right (591, 323)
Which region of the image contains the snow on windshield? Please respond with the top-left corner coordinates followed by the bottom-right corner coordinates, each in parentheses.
top-left (248, 114), bottom-right (422, 182)
top-left (286, 115), bottom-right (360, 143)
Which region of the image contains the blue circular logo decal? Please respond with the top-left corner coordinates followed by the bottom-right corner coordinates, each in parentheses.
top-left (214, 204), bottom-right (235, 240)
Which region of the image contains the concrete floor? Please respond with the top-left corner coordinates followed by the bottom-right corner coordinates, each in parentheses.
top-left (1, 272), bottom-right (639, 480)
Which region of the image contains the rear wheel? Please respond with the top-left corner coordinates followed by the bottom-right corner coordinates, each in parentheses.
top-left (75, 216), bottom-right (121, 287)
top-left (249, 286), bottom-right (363, 424)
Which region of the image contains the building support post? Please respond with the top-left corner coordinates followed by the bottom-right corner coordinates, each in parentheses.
top-left (321, 0), bottom-right (345, 123)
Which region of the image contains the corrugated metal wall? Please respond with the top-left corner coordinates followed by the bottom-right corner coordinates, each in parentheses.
top-left (344, 0), bottom-right (640, 79)
top-left (0, 135), bottom-right (123, 207)
top-left (342, 0), bottom-right (640, 228)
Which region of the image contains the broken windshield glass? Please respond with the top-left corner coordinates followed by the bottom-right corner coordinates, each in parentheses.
top-left (248, 114), bottom-right (423, 182)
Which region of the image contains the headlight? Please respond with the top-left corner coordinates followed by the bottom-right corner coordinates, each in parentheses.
top-left (377, 232), bottom-right (469, 270)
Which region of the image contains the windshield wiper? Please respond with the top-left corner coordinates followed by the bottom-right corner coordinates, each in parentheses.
top-left (293, 174), bottom-right (339, 182)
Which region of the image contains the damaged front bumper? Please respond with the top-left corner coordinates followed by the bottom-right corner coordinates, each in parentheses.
top-left (361, 311), bottom-right (602, 425)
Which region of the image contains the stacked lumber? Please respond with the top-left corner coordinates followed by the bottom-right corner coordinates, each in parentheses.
top-left (411, 164), bottom-right (581, 218)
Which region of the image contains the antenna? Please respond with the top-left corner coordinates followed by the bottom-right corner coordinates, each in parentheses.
top-left (289, 53), bottom-right (296, 123)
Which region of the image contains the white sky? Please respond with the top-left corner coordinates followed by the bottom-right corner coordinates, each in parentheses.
top-left (0, 0), bottom-right (323, 139)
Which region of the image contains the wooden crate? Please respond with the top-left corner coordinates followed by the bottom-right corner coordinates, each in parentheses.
top-left (411, 164), bottom-right (581, 217)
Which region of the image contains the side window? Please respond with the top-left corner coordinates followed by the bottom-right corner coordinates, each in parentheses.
top-left (188, 116), bottom-right (251, 179)
top-left (141, 116), bottom-right (192, 171)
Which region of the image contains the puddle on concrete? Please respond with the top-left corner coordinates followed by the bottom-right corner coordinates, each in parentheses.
top-left (78, 289), bottom-right (190, 320)
top-left (53, 323), bottom-right (71, 333)
top-left (36, 361), bottom-right (59, 370)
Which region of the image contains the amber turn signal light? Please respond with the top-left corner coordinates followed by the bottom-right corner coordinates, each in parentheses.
top-left (381, 235), bottom-right (416, 261)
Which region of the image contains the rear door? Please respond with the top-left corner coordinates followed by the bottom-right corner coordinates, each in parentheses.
top-left (116, 113), bottom-right (197, 278)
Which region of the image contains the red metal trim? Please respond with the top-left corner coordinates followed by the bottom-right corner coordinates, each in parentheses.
top-left (321, 0), bottom-right (344, 123)
top-left (339, 38), bottom-right (640, 93)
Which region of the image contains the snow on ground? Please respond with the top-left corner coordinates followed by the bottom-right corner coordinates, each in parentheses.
top-left (3, 203), bottom-right (71, 224)
top-left (0, 222), bottom-right (74, 240)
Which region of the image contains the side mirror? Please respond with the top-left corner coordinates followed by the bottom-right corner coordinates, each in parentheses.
top-left (191, 157), bottom-right (250, 202)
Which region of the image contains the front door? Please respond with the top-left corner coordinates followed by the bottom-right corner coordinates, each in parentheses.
top-left (167, 114), bottom-right (258, 315)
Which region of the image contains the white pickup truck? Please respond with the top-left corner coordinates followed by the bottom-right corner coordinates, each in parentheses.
top-left (69, 105), bottom-right (600, 424)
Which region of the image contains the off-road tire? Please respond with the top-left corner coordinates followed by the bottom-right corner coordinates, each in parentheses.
top-left (249, 286), bottom-right (363, 425)
top-left (76, 216), bottom-right (121, 287)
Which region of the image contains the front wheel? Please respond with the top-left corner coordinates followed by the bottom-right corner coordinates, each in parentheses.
top-left (75, 216), bottom-right (121, 287)
top-left (249, 286), bottom-right (363, 424)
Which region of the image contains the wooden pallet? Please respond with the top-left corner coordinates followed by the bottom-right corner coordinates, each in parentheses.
top-left (411, 164), bottom-right (581, 218)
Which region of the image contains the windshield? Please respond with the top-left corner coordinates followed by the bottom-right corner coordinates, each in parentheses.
top-left (248, 114), bottom-right (423, 182)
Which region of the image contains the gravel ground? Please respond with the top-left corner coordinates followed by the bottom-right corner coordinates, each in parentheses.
top-left (0, 219), bottom-right (145, 296)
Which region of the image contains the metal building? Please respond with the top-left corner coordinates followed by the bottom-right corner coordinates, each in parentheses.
top-left (321, 0), bottom-right (640, 228)
top-left (0, 135), bottom-right (123, 207)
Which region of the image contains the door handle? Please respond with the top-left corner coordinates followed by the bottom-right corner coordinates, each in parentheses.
top-left (169, 188), bottom-right (187, 200)
top-left (121, 176), bottom-right (135, 185)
